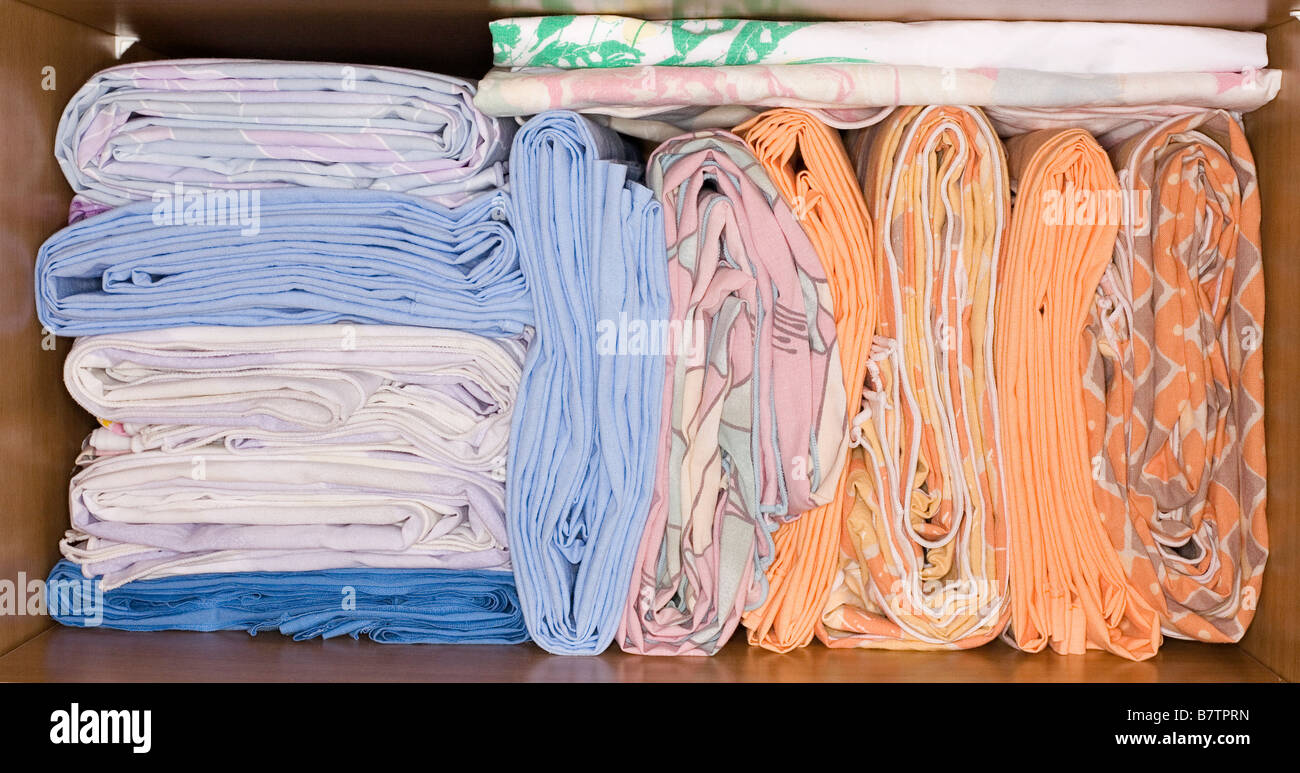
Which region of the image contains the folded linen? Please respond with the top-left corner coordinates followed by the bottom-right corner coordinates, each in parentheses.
top-left (61, 325), bottom-right (526, 589)
top-left (47, 559), bottom-right (528, 644)
top-left (36, 188), bottom-right (530, 337)
top-left (491, 16), bottom-right (1267, 74)
top-left (730, 109), bottom-right (875, 652)
top-left (1088, 111), bottom-right (1267, 646)
top-left (57, 59), bottom-right (511, 216)
top-left (505, 111), bottom-right (670, 655)
top-left (818, 106), bottom-right (1011, 650)
top-left (64, 325), bottom-right (523, 478)
top-left (474, 65), bottom-right (1281, 135)
top-left (618, 129), bottom-right (848, 656)
top-left (996, 128), bottom-right (1160, 660)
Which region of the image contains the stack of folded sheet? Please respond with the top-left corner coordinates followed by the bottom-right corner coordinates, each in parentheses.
top-left (41, 59), bottom-right (533, 644)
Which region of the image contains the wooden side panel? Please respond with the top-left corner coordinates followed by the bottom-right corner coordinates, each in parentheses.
top-left (0, 0), bottom-right (113, 655)
top-left (1242, 20), bottom-right (1300, 683)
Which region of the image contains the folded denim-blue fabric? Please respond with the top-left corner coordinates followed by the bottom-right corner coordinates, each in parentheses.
top-left (46, 559), bottom-right (529, 644)
top-left (36, 187), bottom-right (531, 337)
top-left (505, 111), bottom-right (669, 655)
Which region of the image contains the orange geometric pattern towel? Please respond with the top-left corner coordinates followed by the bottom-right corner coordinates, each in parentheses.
top-left (817, 105), bottom-right (1012, 649)
top-left (732, 108), bottom-right (876, 653)
top-left (1088, 110), bottom-right (1267, 647)
top-left (997, 128), bottom-right (1162, 660)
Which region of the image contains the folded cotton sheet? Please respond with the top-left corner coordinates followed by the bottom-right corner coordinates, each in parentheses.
top-left (36, 188), bottom-right (530, 337)
top-left (61, 325), bottom-right (525, 589)
top-left (618, 130), bottom-right (848, 656)
top-left (818, 106), bottom-right (1011, 650)
top-left (492, 17), bottom-right (1267, 74)
top-left (731, 109), bottom-right (875, 653)
top-left (1088, 111), bottom-right (1267, 647)
top-left (995, 128), bottom-right (1160, 660)
top-left (65, 324), bottom-right (522, 477)
top-left (474, 65), bottom-right (1281, 141)
top-left (57, 59), bottom-right (512, 217)
top-left (47, 559), bottom-right (528, 644)
top-left (505, 111), bottom-right (670, 655)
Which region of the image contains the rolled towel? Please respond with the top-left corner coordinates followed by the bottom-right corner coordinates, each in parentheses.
top-left (60, 325), bottom-right (526, 589)
top-left (491, 17), bottom-right (1267, 74)
top-left (730, 109), bottom-right (876, 653)
top-left (819, 106), bottom-right (1012, 650)
top-left (618, 129), bottom-right (848, 656)
top-left (505, 111), bottom-right (670, 655)
top-left (57, 59), bottom-right (511, 217)
top-left (36, 188), bottom-right (530, 337)
top-left (1088, 111), bottom-right (1267, 647)
top-left (47, 559), bottom-right (528, 644)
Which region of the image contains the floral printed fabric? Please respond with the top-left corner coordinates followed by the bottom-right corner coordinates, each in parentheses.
top-left (618, 130), bottom-right (848, 656)
top-left (492, 16), bottom-right (1266, 74)
top-left (474, 64), bottom-right (1281, 136)
top-left (817, 106), bottom-right (1012, 650)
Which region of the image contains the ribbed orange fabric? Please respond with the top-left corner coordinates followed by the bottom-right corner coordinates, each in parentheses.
top-left (732, 109), bottom-right (876, 652)
top-left (818, 105), bottom-right (1012, 649)
top-left (997, 128), bottom-right (1162, 660)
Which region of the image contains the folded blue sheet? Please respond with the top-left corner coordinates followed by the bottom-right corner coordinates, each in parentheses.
top-left (36, 188), bottom-right (531, 337)
top-left (46, 559), bottom-right (529, 644)
top-left (505, 111), bottom-right (669, 655)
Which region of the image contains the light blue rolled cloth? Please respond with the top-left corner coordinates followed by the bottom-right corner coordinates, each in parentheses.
top-left (46, 559), bottom-right (529, 644)
top-left (505, 111), bottom-right (669, 655)
top-left (36, 188), bottom-right (531, 337)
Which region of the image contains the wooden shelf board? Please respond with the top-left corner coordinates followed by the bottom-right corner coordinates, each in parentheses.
top-left (0, 627), bottom-right (1283, 682)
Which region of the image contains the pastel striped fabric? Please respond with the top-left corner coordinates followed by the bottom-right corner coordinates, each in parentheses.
top-left (1088, 110), bottom-right (1267, 647)
top-left (618, 129), bottom-right (848, 656)
top-left (506, 111), bottom-right (670, 655)
top-left (819, 106), bottom-right (1012, 649)
top-left (61, 325), bottom-right (525, 589)
top-left (731, 109), bottom-right (876, 652)
top-left (57, 59), bottom-right (512, 218)
top-left (47, 560), bottom-right (528, 644)
top-left (36, 189), bottom-right (530, 337)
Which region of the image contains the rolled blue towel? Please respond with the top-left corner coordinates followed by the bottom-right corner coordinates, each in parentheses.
top-left (36, 188), bottom-right (531, 337)
top-left (46, 559), bottom-right (529, 644)
top-left (505, 111), bottom-right (669, 655)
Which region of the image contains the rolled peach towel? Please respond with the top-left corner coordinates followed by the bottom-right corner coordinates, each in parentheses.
top-left (818, 105), bottom-right (1012, 649)
top-left (1088, 111), bottom-right (1267, 646)
top-left (730, 108), bottom-right (876, 653)
top-left (997, 128), bottom-right (1162, 660)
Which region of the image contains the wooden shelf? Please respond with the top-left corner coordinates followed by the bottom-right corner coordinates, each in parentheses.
top-left (0, 627), bottom-right (1282, 682)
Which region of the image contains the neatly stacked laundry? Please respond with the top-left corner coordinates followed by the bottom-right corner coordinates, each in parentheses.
top-left (41, 59), bottom-right (530, 643)
top-left (38, 18), bottom-right (1272, 661)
